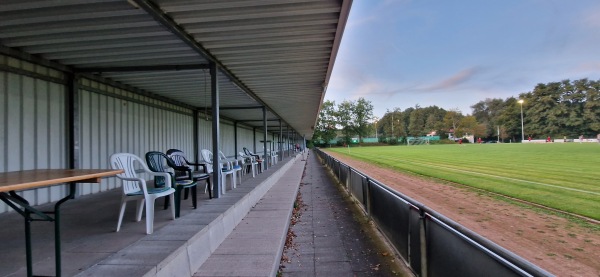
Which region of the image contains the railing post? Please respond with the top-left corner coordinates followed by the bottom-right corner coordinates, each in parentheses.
top-left (346, 166), bottom-right (350, 189)
top-left (365, 177), bottom-right (372, 217)
top-left (419, 209), bottom-right (428, 277)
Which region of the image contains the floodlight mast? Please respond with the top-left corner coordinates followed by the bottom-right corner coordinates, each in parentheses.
top-left (518, 99), bottom-right (524, 142)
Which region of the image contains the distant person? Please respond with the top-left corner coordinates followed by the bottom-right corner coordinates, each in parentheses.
top-left (579, 135), bottom-right (584, 143)
top-left (477, 137), bottom-right (482, 144)
top-left (546, 136), bottom-right (551, 143)
top-left (528, 136), bottom-right (531, 142)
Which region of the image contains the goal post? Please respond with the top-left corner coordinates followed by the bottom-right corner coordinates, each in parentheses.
top-left (407, 137), bottom-right (430, 146)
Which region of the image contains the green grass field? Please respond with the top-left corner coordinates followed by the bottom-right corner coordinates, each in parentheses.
top-left (326, 143), bottom-right (600, 221)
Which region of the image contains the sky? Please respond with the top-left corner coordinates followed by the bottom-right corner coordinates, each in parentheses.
top-left (326, 0), bottom-right (600, 118)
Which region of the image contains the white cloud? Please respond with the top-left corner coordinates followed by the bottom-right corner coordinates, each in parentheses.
top-left (581, 6), bottom-right (600, 28)
top-left (422, 67), bottom-right (480, 91)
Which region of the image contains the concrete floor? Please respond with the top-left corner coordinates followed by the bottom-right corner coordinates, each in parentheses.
top-left (0, 154), bottom-right (299, 276)
top-left (0, 151), bottom-right (409, 277)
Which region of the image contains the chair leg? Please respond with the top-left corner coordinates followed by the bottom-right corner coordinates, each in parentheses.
top-left (221, 176), bottom-right (226, 195)
top-left (169, 193), bottom-right (175, 220)
top-left (191, 186), bottom-right (197, 209)
top-left (183, 187), bottom-right (190, 200)
top-left (136, 199), bottom-right (145, 222)
top-left (174, 187), bottom-right (182, 218)
top-left (145, 198), bottom-right (155, 234)
top-left (116, 199), bottom-right (127, 232)
top-left (207, 179), bottom-right (212, 199)
top-left (163, 196), bottom-right (169, 210)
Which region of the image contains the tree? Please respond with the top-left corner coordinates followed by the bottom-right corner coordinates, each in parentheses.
top-left (352, 98), bottom-right (374, 142)
top-left (443, 108), bottom-right (464, 139)
top-left (471, 98), bottom-right (506, 138)
top-left (583, 79), bottom-right (600, 134)
top-left (408, 105), bottom-right (426, 137)
top-left (336, 97), bottom-right (374, 143)
top-left (422, 106), bottom-right (447, 136)
top-left (457, 115), bottom-right (479, 138)
top-left (337, 100), bottom-right (354, 144)
top-left (380, 108), bottom-right (401, 140)
top-left (496, 97), bottom-right (522, 141)
top-left (313, 100), bottom-right (337, 146)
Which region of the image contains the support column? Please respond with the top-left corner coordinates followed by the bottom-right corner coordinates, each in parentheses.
top-left (234, 121), bottom-right (238, 159)
top-left (66, 73), bottom-right (79, 170)
top-left (253, 127), bottom-right (256, 153)
top-left (279, 120), bottom-right (283, 161)
top-left (262, 106), bottom-right (268, 170)
top-left (294, 132), bottom-right (297, 153)
top-left (286, 125), bottom-right (290, 157)
top-left (303, 135), bottom-right (306, 152)
top-left (193, 110), bottom-right (199, 165)
top-left (209, 61), bottom-right (221, 198)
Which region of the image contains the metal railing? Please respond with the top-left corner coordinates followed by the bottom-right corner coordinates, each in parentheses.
top-left (315, 149), bottom-right (553, 277)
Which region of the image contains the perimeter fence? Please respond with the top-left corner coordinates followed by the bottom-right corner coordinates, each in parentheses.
top-left (315, 148), bottom-right (553, 277)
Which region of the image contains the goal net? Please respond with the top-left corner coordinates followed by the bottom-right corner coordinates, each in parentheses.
top-left (407, 137), bottom-right (429, 146)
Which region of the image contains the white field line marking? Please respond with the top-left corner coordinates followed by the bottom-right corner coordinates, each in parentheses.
top-left (393, 158), bottom-right (600, 196)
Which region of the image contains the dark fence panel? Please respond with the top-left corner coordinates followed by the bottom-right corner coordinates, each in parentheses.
top-left (426, 216), bottom-right (520, 277)
top-left (339, 163), bottom-right (349, 188)
top-left (348, 168), bottom-right (366, 208)
top-left (314, 148), bottom-right (552, 277)
top-left (369, 180), bottom-right (411, 258)
top-left (408, 207), bottom-right (422, 273)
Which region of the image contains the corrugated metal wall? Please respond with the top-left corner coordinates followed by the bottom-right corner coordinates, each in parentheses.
top-left (1, 54), bottom-right (283, 214)
top-left (195, 120), bottom-right (275, 159)
top-left (0, 55), bottom-right (67, 213)
top-left (0, 55), bottom-right (197, 213)
top-left (77, 78), bottom-right (194, 195)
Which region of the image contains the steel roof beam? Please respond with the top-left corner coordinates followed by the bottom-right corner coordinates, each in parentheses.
top-left (219, 106), bottom-right (264, 110)
top-left (236, 119), bottom-right (280, 123)
top-left (75, 64), bottom-right (209, 73)
top-left (132, 0), bottom-right (291, 128)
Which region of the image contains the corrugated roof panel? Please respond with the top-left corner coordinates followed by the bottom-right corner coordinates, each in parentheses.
top-left (0, 0), bottom-right (352, 138)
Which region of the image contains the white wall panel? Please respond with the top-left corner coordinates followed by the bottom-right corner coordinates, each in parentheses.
top-left (77, 80), bottom-right (195, 196)
top-left (236, 126), bottom-right (255, 156)
top-left (1, 55), bottom-right (260, 214)
top-left (0, 57), bottom-right (67, 213)
top-left (220, 123), bottom-right (234, 157)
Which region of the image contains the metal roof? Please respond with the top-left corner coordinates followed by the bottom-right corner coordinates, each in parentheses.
top-left (0, 0), bottom-right (352, 138)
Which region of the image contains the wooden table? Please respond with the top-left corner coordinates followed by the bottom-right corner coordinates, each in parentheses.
top-left (0, 169), bottom-right (123, 277)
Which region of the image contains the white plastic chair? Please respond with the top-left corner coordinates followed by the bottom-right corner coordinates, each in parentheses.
top-left (243, 147), bottom-right (265, 173)
top-left (219, 151), bottom-right (242, 186)
top-left (200, 149), bottom-right (235, 194)
top-left (267, 149), bottom-right (278, 166)
top-left (110, 153), bottom-right (175, 234)
top-left (239, 151), bottom-right (258, 177)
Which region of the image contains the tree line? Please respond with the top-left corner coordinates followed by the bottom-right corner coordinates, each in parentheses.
top-left (312, 78), bottom-right (600, 145)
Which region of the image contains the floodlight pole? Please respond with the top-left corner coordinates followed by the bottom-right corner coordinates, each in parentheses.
top-left (518, 99), bottom-right (524, 142)
top-left (391, 114), bottom-right (394, 139)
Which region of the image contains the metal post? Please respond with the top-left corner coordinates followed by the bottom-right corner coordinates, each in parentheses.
top-left (234, 121), bottom-right (238, 159)
top-left (286, 125), bottom-right (290, 157)
top-left (279, 120), bottom-right (283, 161)
top-left (66, 73), bottom-right (79, 170)
top-left (420, 209), bottom-right (428, 277)
top-left (519, 100), bottom-right (524, 142)
top-left (262, 107), bottom-right (268, 170)
top-left (253, 127), bottom-right (256, 153)
top-left (193, 110), bottom-right (199, 166)
top-left (209, 61), bottom-right (221, 198)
